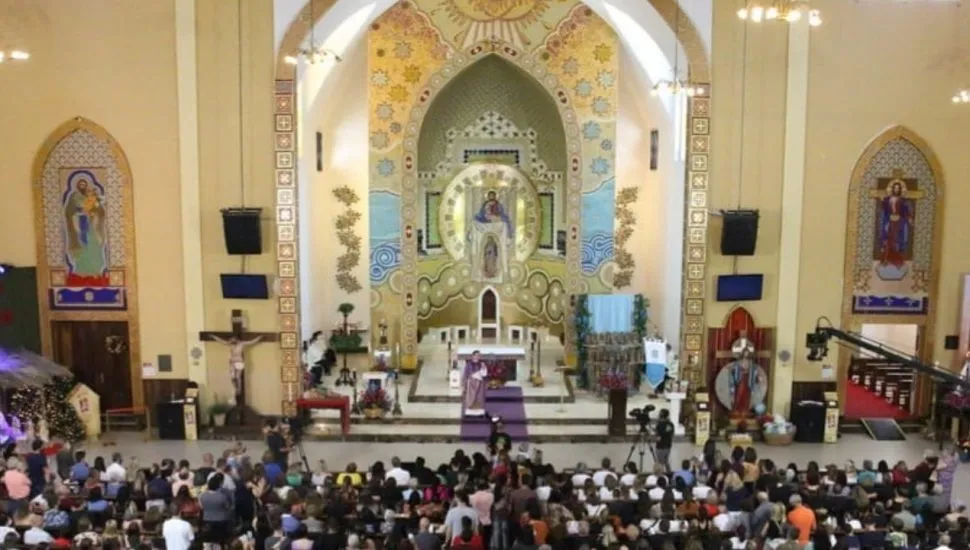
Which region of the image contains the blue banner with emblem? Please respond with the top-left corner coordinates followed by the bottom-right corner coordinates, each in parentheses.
top-left (643, 339), bottom-right (667, 389)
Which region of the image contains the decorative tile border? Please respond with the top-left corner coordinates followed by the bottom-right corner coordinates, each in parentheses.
top-left (275, 79), bottom-right (300, 417)
top-left (681, 87), bottom-right (710, 402)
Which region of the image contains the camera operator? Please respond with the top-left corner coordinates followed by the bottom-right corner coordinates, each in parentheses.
top-left (263, 419), bottom-right (290, 471)
top-left (655, 409), bottom-right (674, 471)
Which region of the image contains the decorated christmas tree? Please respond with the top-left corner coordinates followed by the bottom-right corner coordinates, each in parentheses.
top-left (9, 377), bottom-right (85, 442)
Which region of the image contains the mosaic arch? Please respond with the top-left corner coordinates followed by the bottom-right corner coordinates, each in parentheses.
top-left (274, 0), bottom-right (712, 414)
top-left (840, 125), bottom-right (944, 412)
top-left (31, 117), bottom-right (144, 407)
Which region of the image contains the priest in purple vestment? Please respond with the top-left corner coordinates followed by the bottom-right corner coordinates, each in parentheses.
top-left (463, 350), bottom-right (488, 416)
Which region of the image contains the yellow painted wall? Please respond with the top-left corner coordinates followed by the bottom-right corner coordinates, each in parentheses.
top-left (707, 4), bottom-right (788, 327)
top-left (197, 0), bottom-right (283, 414)
top-left (0, 1), bottom-right (188, 379)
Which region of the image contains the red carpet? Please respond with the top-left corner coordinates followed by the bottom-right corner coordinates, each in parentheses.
top-left (844, 381), bottom-right (910, 420)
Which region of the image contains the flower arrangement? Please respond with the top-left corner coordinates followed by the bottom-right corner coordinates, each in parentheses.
top-left (598, 368), bottom-right (630, 391)
top-left (530, 373), bottom-right (544, 387)
top-left (486, 361), bottom-right (507, 388)
top-left (359, 386), bottom-right (391, 413)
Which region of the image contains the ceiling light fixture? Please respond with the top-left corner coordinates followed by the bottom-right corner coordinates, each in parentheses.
top-left (737, 1), bottom-right (822, 26)
top-left (650, 6), bottom-right (705, 98)
top-left (283, 1), bottom-right (342, 66)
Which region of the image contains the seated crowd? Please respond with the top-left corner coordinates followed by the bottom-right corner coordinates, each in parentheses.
top-left (0, 429), bottom-right (966, 550)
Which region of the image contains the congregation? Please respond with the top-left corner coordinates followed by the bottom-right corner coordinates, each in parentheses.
top-left (0, 427), bottom-right (965, 550)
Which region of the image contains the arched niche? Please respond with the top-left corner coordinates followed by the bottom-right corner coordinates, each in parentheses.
top-left (31, 116), bottom-right (143, 408)
top-left (840, 125), bottom-right (944, 415)
top-left (416, 53), bottom-right (567, 175)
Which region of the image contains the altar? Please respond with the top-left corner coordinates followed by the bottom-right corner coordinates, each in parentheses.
top-left (456, 345), bottom-right (526, 382)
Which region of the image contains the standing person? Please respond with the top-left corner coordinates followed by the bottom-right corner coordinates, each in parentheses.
top-left (444, 490), bottom-right (478, 543)
top-left (470, 479), bottom-right (494, 545)
top-left (24, 440), bottom-right (48, 498)
top-left (264, 419), bottom-right (290, 471)
top-left (199, 474), bottom-right (232, 545)
top-left (655, 409), bottom-right (674, 472)
top-left (463, 351), bottom-right (489, 417)
top-left (162, 509), bottom-right (195, 550)
top-left (488, 419), bottom-right (512, 459)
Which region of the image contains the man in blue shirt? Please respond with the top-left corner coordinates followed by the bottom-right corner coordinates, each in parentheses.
top-left (673, 460), bottom-right (695, 487)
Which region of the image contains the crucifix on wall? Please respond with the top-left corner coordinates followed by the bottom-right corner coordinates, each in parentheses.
top-left (199, 309), bottom-right (278, 425)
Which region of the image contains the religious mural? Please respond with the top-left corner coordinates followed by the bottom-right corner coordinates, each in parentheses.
top-left (368, 0), bottom-right (617, 351)
top-left (38, 125), bottom-right (131, 310)
top-left (845, 128), bottom-right (942, 317)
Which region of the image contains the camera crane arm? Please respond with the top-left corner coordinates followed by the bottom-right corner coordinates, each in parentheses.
top-left (807, 324), bottom-right (970, 391)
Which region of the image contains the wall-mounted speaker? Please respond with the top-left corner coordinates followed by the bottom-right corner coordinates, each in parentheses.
top-left (944, 335), bottom-right (959, 350)
top-left (221, 208), bottom-right (263, 255)
top-left (720, 210), bottom-right (759, 256)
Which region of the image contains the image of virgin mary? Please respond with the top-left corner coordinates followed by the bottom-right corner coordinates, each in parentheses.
top-left (474, 190), bottom-right (513, 235)
top-left (62, 172), bottom-right (108, 285)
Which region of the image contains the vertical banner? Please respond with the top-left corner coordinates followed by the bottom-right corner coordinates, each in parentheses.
top-left (823, 392), bottom-right (839, 443)
top-left (643, 339), bottom-right (667, 389)
top-left (182, 404), bottom-right (197, 441)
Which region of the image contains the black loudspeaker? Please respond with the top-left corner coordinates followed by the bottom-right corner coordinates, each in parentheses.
top-left (945, 335), bottom-right (959, 350)
top-left (720, 210), bottom-right (759, 256)
top-left (791, 400), bottom-right (825, 443)
top-left (221, 208), bottom-right (263, 255)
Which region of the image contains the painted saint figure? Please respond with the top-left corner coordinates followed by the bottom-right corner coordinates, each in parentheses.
top-left (474, 190), bottom-right (513, 234)
top-left (483, 236), bottom-right (500, 279)
top-left (63, 176), bottom-right (107, 278)
top-left (463, 350), bottom-right (488, 417)
top-left (727, 349), bottom-right (764, 417)
top-left (209, 334), bottom-right (263, 403)
top-left (878, 180), bottom-right (914, 268)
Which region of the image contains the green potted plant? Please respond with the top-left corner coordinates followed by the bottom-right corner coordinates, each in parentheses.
top-left (209, 397), bottom-right (232, 427)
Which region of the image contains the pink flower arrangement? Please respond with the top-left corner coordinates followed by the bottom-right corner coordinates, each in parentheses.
top-left (486, 361), bottom-right (506, 381)
top-left (359, 387), bottom-right (391, 411)
top-left (599, 368), bottom-right (629, 391)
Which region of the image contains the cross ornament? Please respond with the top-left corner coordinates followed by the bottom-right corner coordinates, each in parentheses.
top-left (199, 309), bottom-right (278, 425)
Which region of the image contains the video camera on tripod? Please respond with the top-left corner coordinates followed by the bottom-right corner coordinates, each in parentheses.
top-left (629, 404), bottom-right (657, 434)
top-left (624, 405), bottom-right (660, 472)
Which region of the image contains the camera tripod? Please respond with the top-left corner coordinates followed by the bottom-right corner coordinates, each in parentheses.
top-left (295, 439), bottom-right (311, 472)
top-left (624, 425), bottom-right (657, 473)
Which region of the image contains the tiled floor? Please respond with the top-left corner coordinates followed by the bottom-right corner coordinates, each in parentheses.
top-left (85, 433), bottom-right (970, 501)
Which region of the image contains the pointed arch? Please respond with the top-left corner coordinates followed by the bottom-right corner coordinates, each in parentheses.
top-left (31, 116), bottom-right (143, 408)
top-left (840, 124), bottom-right (945, 415)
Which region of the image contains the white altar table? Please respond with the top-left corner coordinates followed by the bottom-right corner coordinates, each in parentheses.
top-left (456, 345), bottom-right (526, 382)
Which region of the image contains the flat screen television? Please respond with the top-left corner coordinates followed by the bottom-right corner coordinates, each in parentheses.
top-left (220, 274), bottom-right (270, 300)
top-left (716, 274), bottom-right (764, 302)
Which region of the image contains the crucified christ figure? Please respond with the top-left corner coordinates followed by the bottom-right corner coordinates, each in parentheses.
top-left (209, 335), bottom-right (263, 404)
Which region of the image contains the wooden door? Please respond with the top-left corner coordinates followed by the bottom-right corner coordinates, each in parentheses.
top-left (51, 321), bottom-right (132, 410)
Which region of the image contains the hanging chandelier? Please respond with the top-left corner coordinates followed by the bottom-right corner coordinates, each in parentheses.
top-left (0, 49), bottom-right (29, 63)
top-left (650, 5), bottom-right (704, 98)
top-left (953, 89), bottom-right (970, 104)
top-left (737, 1), bottom-right (822, 26)
top-left (283, 1), bottom-right (341, 65)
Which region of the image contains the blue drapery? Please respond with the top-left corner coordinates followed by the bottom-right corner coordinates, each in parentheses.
top-left (587, 294), bottom-right (634, 333)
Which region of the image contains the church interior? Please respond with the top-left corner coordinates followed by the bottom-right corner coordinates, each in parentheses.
top-left (2, 0), bottom-right (970, 448)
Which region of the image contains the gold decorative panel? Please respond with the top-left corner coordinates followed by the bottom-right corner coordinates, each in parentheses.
top-left (275, 79), bottom-right (299, 415)
top-left (680, 88), bottom-right (710, 392)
